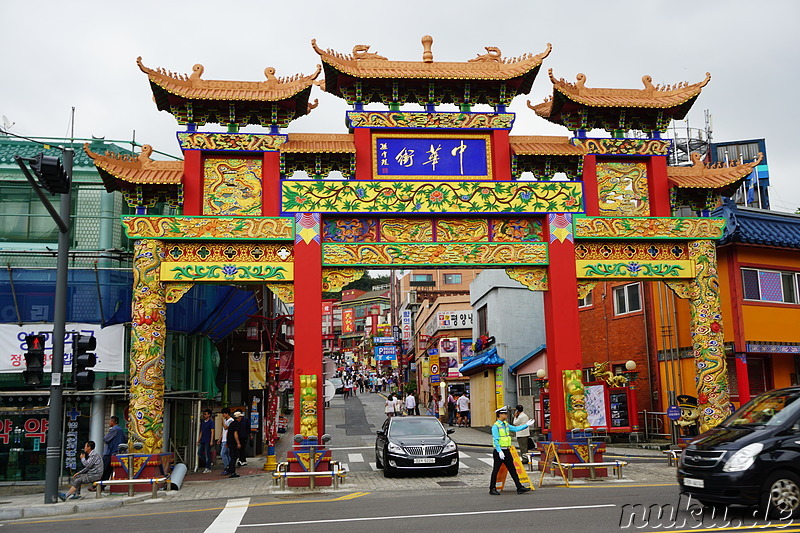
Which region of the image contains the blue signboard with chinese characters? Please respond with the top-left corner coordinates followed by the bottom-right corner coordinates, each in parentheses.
top-left (374, 345), bottom-right (398, 361)
top-left (374, 135), bottom-right (491, 179)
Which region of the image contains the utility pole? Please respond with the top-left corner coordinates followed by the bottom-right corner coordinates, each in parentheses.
top-left (14, 148), bottom-right (72, 504)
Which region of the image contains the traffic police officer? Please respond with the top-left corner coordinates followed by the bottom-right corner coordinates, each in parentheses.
top-left (489, 406), bottom-right (535, 495)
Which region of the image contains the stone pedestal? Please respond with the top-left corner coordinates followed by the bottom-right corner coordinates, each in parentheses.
top-left (287, 447), bottom-right (332, 487)
top-left (110, 452), bottom-right (172, 493)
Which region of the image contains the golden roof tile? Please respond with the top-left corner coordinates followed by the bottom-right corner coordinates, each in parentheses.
top-left (281, 133), bottom-right (356, 154)
top-left (668, 152), bottom-right (763, 190)
top-left (509, 135), bottom-right (586, 156)
top-left (311, 38), bottom-right (551, 80)
top-left (136, 57), bottom-right (321, 102)
top-left (84, 144), bottom-right (183, 186)
top-left (530, 69), bottom-right (711, 114)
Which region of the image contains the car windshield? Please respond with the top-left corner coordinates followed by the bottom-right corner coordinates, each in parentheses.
top-left (723, 389), bottom-right (800, 427)
top-left (389, 418), bottom-right (445, 437)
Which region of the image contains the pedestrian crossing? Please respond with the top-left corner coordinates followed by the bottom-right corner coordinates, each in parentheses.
top-left (338, 449), bottom-right (495, 473)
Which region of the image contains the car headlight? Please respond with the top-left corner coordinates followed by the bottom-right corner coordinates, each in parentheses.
top-left (387, 442), bottom-right (403, 454)
top-left (722, 442), bottom-right (763, 472)
top-left (443, 441), bottom-right (457, 453)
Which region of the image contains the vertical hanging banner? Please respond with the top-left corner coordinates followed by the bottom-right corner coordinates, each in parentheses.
top-left (342, 309), bottom-right (355, 334)
top-left (249, 352), bottom-right (266, 389)
top-left (495, 367), bottom-right (504, 410)
top-left (439, 337), bottom-right (461, 378)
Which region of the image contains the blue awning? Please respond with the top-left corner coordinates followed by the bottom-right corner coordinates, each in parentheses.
top-left (508, 344), bottom-right (546, 373)
top-left (459, 346), bottom-right (505, 376)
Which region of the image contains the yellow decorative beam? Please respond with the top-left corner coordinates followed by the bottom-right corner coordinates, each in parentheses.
top-left (322, 268), bottom-right (366, 292)
top-left (266, 283), bottom-right (294, 304)
top-left (160, 262), bottom-right (293, 282)
top-left (323, 242), bottom-right (548, 267)
top-left (122, 216), bottom-right (294, 240)
top-left (165, 282), bottom-right (194, 303)
top-left (574, 216), bottom-right (725, 240)
top-left (576, 260), bottom-right (695, 279)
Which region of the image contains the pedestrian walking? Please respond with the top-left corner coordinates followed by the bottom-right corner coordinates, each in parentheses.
top-left (489, 406), bottom-right (535, 495)
top-left (219, 408), bottom-right (232, 475)
top-left (97, 415), bottom-right (125, 492)
top-left (237, 410), bottom-right (250, 467)
top-left (456, 392), bottom-right (470, 427)
top-left (198, 408), bottom-right (215, 473)
top-left (447, 391), bottom-right (457, 426)
top-left (513, 405), bottom-right (531, 457)
top-left (384, 394), bottom-right (396, 417)
top-left (226, 411), bottom-right (244, 478)
top-left (405, 391), bottom-right (417, 416)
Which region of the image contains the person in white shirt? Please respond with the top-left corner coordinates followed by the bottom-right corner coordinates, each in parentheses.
top-left (384, 394), bottom-right (396, 417)
top-left (456, 393), bottom-right (470, 427)
top-left (405, 392), bottom-right (417, 416)
top-left (513, 405), bottom-right (531, 456)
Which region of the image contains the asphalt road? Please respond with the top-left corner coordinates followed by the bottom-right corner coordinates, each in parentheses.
top-left (5, 483), bottom-right (797, 533)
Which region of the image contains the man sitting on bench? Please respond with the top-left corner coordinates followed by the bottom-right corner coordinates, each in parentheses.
top-left (60, 441), bottom-right (103, 501)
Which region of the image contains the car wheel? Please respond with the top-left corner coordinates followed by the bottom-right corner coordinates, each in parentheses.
top-left (375, 448), bottom-right (383, 469)
top-left (761, 471), bottom-right (800, 519)
top-left (444, 464), bottom-right (459, 476)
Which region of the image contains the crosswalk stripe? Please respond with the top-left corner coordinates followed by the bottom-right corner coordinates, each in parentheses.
top-left (460, 462), bottom-right (470, 468)
top-left (204, 497), bottom-right (250, 533)
top-left (348, 453), bottom-right (364, 463)
top-left (458, 451), bottom-right (471, 459)
top-left (478, 457), bottom-right (494, 466)
top-left (368, 462), bottom-right (378, 471)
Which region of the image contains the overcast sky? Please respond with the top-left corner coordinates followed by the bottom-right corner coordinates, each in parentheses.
top-left (3, 1), bottom-right (799, 212)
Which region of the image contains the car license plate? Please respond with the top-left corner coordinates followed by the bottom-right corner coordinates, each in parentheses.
top-left (413, 458), bottom-right (435, 464)
top-left (684, 478), bottom-right (704, 488)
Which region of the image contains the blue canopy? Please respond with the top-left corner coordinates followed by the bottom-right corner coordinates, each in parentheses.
top-left (459, 346), bottom-right (505, 376)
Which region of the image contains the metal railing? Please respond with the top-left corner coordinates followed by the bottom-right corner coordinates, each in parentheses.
top-left (640, 410), bottom-right (674, 441)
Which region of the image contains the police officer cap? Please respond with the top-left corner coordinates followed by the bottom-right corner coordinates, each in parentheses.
top-left (495, 406), bottom-right (508, 414)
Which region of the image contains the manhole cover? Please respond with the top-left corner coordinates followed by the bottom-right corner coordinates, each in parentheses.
top-left (436, 481), bottom-right (467, 487)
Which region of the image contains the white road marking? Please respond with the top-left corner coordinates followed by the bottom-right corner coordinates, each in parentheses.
top-left (240, 504), bottom-right (616, 527)
top-left (458, 451), bottom-right (471, 459)
top-left (459, 462), bottom-right (470, 468)
top-left (348, 453), bottom-right (364, 463)
top-left (204, 497), bottom-right (250, 533)
top-left (368, 462), bottom-right (378, 471)
top-left (478, 457), bottom-right (494, 466)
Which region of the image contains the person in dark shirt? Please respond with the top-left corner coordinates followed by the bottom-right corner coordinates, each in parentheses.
top-left (236, 411), bottom-right (251, 467)
top-left (226, 411), bottom-right (243, 478)
top-left (197, 408), bottom-right (215, 473)
top-left (96, 416), bottom-right (125, 492)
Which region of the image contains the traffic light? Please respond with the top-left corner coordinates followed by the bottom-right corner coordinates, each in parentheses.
top-left (23, 334), bottom-right (46, 386)
top-left (29, 153), bottom-right (69, 194)
top-left (72, 334), bottom-right (97, 389)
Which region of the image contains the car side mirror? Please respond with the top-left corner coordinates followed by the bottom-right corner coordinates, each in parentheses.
top-left (447, 428), bottom-right (455, 435)
top-left (376, 430), bottom-right (385, 437)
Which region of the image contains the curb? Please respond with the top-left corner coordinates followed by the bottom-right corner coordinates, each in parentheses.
top-left (3, 494), bottom-right (153, 521)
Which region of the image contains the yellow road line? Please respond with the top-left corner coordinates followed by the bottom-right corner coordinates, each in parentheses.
top-left (9, 491), bottom-right (371, 526)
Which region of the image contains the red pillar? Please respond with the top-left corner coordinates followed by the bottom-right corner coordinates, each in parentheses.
top-left (293, 213), bottom-right (324, 437)
top-left (354, 128), bottom-right (372, 180)
top-left (543, 215), bottom-right (582, 442)
top-left (262, 151), bottom-right (281, 216)
top-left (726, 249), bottom-right (751, 403)
top-left (490, 130), bottom-right (511, 181)
top-left (647, 156), bottom-right (672, 217)
top-left (182, 150), bottom-right (203, 215)
top-left (581, 155), bottom-right (599, 216)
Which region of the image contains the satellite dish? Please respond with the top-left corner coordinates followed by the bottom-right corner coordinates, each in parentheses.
top-left (1, 115), bottom-right (14, 130)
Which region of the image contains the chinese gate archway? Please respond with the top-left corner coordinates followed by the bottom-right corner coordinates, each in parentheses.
top-left (87, 37), bottom-right (762, 467)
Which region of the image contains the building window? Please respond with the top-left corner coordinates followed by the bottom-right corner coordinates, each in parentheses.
top-left (578, 292), bottom-right (593, 308)
top-left (518, 374), bottom-right (535, 396)
top-left (477, 305), bottom-right (488, 336)
top-left (443, 273), bottom-right (462, 284)
top-left (412, 274), bottom-right (433, 282)
top-left (742, 268), bottom-right (799, 304)
top-left (613, 283), bottom-right (642, 315)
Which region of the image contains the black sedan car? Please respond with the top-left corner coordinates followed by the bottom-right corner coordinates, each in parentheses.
top-left (375, 416), bottom-right (459, 477)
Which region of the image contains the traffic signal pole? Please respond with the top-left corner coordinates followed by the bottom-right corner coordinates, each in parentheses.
top-left (43, 148), bottom-right (72, 504)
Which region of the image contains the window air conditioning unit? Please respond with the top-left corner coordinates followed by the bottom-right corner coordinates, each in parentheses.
top-left (408, 291), bottom-right (417, 305)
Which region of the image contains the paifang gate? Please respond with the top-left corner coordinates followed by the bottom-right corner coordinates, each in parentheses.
top-left (86, 36), bottom-right (761, 466)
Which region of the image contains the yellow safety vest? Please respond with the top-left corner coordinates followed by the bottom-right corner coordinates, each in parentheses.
top-left (494, 420), bottom-right (512, 448)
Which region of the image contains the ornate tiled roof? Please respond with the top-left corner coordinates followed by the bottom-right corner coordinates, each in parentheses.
top-left (84, 144), bottom-right (183, 188)
top-left (509, 135), bottom-right (586, 156)
top-left (669, 152), bottom-right (763, 194)
top-left (0, 137), bottom-right (133, 170)
top-left (531, 70), bottom-right (711, 113)
top-left (136, 57), bottom-right (321, 102)
top-left (312, 38), bottom-right (551, 81)
top-left (281, 134), bottom-right (355, 153)
top-left (717, 203), bottom-right (800, 249)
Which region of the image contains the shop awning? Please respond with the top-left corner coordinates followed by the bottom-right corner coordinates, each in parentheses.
top-left (459, 346), bottom-right (505, 377)
top-left (508, 344), bottom-right (546, 373)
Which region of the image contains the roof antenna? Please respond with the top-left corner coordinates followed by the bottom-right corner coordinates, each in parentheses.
top-left (1, 115), bottom-right (14, 133)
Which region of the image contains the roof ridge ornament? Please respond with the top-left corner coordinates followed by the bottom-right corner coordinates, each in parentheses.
top-left (352, 45), bottom-right (387, 61)
top-left (421, 35), bottom-right (433, 63)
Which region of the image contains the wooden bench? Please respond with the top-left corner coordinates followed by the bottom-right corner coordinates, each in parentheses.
top-left (93, 477), bottom-right (168, 499)
top-left (552, 460), bottom-right (628, 481)
top-left (272, 461), bottom-right (347, 490)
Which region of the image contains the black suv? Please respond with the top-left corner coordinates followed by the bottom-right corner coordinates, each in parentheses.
top-left (678, 386), bottom-right (800, 518)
